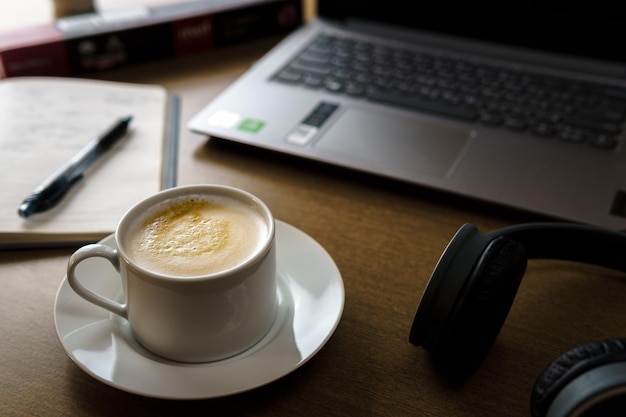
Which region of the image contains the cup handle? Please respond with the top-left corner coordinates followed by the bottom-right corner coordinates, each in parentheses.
top-left (67, 243), bottom-right (128, 319)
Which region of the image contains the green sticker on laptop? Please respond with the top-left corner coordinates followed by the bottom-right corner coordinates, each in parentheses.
top-left (238, 118), bottom-right (265, 133)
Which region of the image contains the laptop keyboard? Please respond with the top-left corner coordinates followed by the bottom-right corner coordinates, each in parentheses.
top-left (273, 33), bottom-right (626, 150)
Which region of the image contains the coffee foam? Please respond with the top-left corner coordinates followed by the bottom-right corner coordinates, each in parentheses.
top-left (125, 194), bottom-right (267, 277)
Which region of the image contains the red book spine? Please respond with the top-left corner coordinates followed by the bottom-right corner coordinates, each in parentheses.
top-left (0, 25), bottom-right (71, 78)
top-left (172, 15), bottom-right (215, 56)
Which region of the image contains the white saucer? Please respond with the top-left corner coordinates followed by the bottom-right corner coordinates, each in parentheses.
top-left (54, 220), bottom-right (344, 399)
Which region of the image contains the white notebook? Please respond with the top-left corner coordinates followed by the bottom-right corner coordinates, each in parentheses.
top-left (0, 77), bottom-right (179, 248)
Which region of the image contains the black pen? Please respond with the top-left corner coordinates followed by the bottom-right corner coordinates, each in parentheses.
top-left (18, 115), bottom-right (133, 218)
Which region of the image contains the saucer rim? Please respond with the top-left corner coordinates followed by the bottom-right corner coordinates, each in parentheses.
top-left (54, 220), bottom-right (344, 399)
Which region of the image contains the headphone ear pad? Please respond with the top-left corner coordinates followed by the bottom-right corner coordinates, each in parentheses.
top-left (435, 236), bottom-right (526, 370)
top-left (530, 338), bottom-right (626, 417)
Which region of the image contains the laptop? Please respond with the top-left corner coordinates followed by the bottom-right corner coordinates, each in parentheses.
top-left (188, 0), bottom-right (626, 230)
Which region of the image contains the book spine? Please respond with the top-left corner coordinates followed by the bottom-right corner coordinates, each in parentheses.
top-left (0, 0), bottom-right (302, 78)
top-left (0, 25), bottom-right (70, 78)
top-left (64, 23), bottom-right (177, 74)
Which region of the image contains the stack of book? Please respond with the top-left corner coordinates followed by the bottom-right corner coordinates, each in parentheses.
top-left (0, 0), bottom-right (302, 78)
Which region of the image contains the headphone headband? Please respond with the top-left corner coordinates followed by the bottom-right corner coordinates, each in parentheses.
top-left (488, 223), bottom-right (626, 273)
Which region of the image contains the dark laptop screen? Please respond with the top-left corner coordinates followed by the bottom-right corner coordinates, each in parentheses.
top-left (317, 1), bottom-right (626, 66)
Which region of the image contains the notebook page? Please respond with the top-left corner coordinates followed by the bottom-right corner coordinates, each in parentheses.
top-left (0, 77), bottom-right (169, 246)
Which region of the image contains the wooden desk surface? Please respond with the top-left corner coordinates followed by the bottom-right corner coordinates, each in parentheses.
top-left (2, 6), bottom-right (626, 417)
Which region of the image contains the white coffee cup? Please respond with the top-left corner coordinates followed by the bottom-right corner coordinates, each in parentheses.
top-left (66, 184), bottom-right (277, 363)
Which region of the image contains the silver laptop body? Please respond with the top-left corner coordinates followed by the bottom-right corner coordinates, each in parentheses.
top-left (189, 1), bottom-right (626, 230)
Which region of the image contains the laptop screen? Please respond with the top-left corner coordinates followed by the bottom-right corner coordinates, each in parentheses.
top-left (317, 0), bottom-right (626, 67)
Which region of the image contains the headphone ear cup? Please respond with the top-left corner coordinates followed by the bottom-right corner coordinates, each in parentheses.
top-left (435, 236), bottom-right (526, 370)
top-left (530, 338), bottom-right (626, 417)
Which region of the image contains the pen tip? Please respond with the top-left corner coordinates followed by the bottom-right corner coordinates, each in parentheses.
top-left (18, 203), bottom-right (34, 218)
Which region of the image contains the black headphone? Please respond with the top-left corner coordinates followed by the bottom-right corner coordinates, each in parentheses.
top-left (409, 222), bottom-right (626, 417)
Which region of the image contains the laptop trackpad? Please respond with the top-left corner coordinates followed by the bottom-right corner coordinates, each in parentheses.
top-left (314, 109), bottom-right (473, 178)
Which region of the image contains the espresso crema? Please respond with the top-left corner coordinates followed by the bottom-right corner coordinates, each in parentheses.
top-left (125, 194), bottom-right (267, 277)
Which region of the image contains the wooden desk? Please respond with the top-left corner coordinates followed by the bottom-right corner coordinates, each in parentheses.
top-left (2, 5), bottom-right (625, 417)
